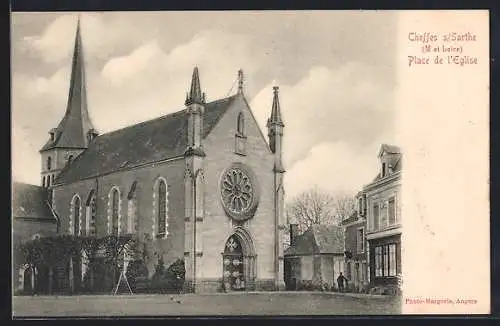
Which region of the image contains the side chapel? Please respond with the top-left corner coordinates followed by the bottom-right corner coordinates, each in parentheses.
top-left (41, 20), bottom-right (286, 292)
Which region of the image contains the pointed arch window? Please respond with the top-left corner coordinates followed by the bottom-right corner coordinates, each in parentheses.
top-left (153, 178), bottom-right (168, 239)
top-left (158, 180), bottom-right (167, 237)
top-left (237, 112), bottom-right (245, 135)
top-left (72, 196), bottom-right (81, 236)
top-left (47, 156), bottom-right (52, 171)
top-left (86, 190), bottom-right (97, 236)
top-left (110, 188), bottom-right (120, 235)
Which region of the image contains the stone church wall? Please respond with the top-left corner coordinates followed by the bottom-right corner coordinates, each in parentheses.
top-left (51, 158), bottom-right (186, 277)
top-left (200, 96), bottom-right (277, 291)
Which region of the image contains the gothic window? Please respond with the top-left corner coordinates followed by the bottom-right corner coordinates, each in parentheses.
top-left (72, 196), bottom-right (81, 236)
top-left (47, 156), bottom-right (52, 171)
top-left (220, 164), bottom-right (259, 221)
top-left (127, 181), bottom-right (138, 234)
top-left (86, 190), bottom-right (97, 236)
top-left (237, 112), bottom-right (245, 135)
top-left (110, 188), bottom-right (119, 236)
top-left (156, 179), bottom-right (168, 238)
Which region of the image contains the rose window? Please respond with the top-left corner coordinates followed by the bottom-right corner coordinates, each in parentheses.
top-left (220, 164), bottom-right (259, 221)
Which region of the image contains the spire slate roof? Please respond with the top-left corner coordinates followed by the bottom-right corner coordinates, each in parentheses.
top-left (40, 19), bottom-right (95, 152)
top-left (268, 86), bottom-right (283, 125)
top-left (54, 96), bottom-right (238, 185)
top-left (185, 67), bottom-right (204, 105)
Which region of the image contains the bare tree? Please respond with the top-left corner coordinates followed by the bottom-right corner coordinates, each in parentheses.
top-left (286, 187), bottom-right (356, 234)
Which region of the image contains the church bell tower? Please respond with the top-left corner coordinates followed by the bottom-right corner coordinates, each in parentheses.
top-left (39, 18), bottom-right (98, 188)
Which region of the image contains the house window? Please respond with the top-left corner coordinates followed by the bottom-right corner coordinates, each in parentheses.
top-left (157, 180), bottom-right (167, 237)
top-left (388, 197), bottom-right (396, 225)
top-left (73, 196), bottom-right (81, 236)
top-left (357, 228), bottom-right (364, 253)
top-left (389, 243), bottom-right (397, 276)
top-left (375, 246), bottom-right (382, 277)
top-left (237, 112), bottom-right (245, 135)
top-left (374, 243), bottom-right (399, 278)
top-left (47, 156), bottom-right (52, 171)
top-left (381, 162), bottom-right (386, 177)
top-left (372, 203), bottom-right (379, 231)
top-left (42, 176), bottom-right (46, 188)
top-left (358, 197), bottom-right (363, 214)
top-left (110, 188), bottom-right (119, 235)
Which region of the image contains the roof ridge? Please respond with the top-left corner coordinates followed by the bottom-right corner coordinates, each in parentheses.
top-left (93, 95), bottom-right (237, 140)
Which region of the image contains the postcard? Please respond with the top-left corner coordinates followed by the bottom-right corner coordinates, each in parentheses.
top-left (11, 10), bottom-right (490, 317)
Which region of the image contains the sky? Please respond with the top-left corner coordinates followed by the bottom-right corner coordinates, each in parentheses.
top-left (11, 11), bottom-right (399, 199)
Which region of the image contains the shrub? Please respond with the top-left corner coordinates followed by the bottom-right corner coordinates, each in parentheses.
top-left (147, 258), bottom-right (185, 294)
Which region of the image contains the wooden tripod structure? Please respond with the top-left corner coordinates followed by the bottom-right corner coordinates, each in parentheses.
top-left (112, 250), bottom-right (133, 295)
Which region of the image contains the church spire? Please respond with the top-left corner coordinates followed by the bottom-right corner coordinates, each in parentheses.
top-left (40, 17), bottom-right (96, 152)
top-left (185, 66), bottom-right (204, 105)
top-left (268, 86), bottom-right (284, 127)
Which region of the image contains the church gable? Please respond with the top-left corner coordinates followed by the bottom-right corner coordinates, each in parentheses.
top-left (204, 93), bottom-right (270, 154)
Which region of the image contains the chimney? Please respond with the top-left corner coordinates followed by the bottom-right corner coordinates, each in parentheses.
top-left (290, 223), bottom-right (298, 246)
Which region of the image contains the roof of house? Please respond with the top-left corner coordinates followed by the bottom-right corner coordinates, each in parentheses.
top-left (340, 211), bottom-right (359, 226)
top-left (12, 182), bottom-right (54, 220)
top-left (378, 144), bottom-right (401, 157)
top-left (284, 224), bottom-right (344, 256)
top-left (371, 144), bottom-right (403, 182)
top-left (55, 95), bottom-right (238, 185)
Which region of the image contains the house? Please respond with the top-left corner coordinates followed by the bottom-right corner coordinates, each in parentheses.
top-left (284, 224), bottom-right (345, 290)
top-left (12, 182), bottom-right (58, 293)
top-left (340, 190), bottom-right (369, 291)
top-left (28, 20), bottom-right (287, 293)
top-left (364, 144), bottom-right (402, 291)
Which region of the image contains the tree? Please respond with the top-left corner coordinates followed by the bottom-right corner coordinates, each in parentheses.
top-left (286, 187), bottom-right (356, 234)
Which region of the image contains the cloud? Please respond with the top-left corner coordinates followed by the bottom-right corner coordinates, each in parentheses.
top-left (12, 14), bottom-right (397, 190)
top-left (23, 13), bottom-right (157, 64)
top-left (285, 141), bottom-right (381, 199)
top-left (250, 63), bottom-right (396, 170)
top-left (12, 27), bottom-right (262, 185)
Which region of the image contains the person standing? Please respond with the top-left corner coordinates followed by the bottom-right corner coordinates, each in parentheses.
top-left (337, 272), bottom-right (348, 293)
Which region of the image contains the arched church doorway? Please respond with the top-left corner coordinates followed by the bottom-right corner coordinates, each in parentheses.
top-left (222, 227), bottom-right (257, 291)
top-left (223, 235), bottom-right (245, 291)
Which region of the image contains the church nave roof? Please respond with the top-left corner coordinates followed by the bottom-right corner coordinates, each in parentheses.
top-left (54, 95), bottom-right (237, 185)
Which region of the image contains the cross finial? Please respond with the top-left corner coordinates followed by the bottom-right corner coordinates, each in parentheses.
top-left (237, 69), bottom-right (244, 94)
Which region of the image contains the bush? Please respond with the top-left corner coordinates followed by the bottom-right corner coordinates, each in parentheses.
top-left (146, 258), bottom-right (185, 294)
top-left (126, 259), bottom-right (149, 293)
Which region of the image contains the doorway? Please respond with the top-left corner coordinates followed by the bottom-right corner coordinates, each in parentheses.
top-left (223, 235), bottom-right (245, 291)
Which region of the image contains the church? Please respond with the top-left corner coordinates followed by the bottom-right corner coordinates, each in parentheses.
top-left (38, 21), bottom-right (286, 292)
